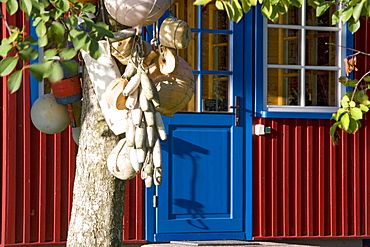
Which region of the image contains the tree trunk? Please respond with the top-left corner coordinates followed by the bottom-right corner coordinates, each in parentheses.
top-left (67, 68), bottom-right (125, 246)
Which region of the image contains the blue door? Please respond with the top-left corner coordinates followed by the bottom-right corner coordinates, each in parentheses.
top-left (146, 2), bottom-right (253, 242)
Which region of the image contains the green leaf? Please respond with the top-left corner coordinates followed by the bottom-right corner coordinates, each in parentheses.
top-left (330, 121), bottom-right (340, 139)
top-left (349, 100), bottom-right (356, 107)
top-left (348, 17), bottom-right (361, 33)
top-left (331, 10), bottom-right (339, 25)
top-left (38, 35), bottom-right (48, 47)
top-left (335, 108), bottom-right (346, 121)
top-left (240, 0), bottom-right (251, 12)
top-left (341, 95), bottom-right (350, 108)
top-left (29, 61), bottom-right (53, 81)
top-left (0, 57), bottom-right (18, 76)
top-left (261, 0), bottom-right (273, 18)
top-left (250, 0), bottom-right (258, 5)
top-left (50, 21), bottom-right (65, 36)
top-left (193, 0), bottom-right (213, 5)
top-left (20, 0), bottom-right (32, 15)
top-left (82, 3), bottom-right (96, 13)
top-left (341, 7), bottom-right (353, 22)
top-left (231, 0), bottom-right (243, 23)
top-left (350, 107), bottom-right (363, 120)
top-left (223, 1), bottom-right (235, 22)
top-left (8, 32), bottom-right (19, 42)
top-left (22, 36), bottom-right (38, 45)
top-left (347, 118), bottom-right (359, 134)
top-left (340, 112), bottom-right (350, 130)
top-left (363, 76), bottom-right (370, 82)
top-left (353, 0), bottom-right (365, 22)
top-left (69, 30), bottom-right (88, 50)
top-left (215, 0), bottom-right (224, 10)
top-left (19, 47), bottom-right (38, 61)
top-left (44, 49), bottom-right (58, 61)
top-left (65, 15), bottom-right (79, 30)
top-left (316, 1), bottom-right (335, 17)
top-left (88, 40), bottom-right (102, 60)
top-left (6, 0), bottom-right (19, 15)
top-left (35, 22), bottom-right (47, 37)
top-left (55, 0), bottom-right (70, 12)
top-left (359, 104), bottom-right (369, 112)
top-left (7, 70), bottom-right (23, 93)
top-left (59, 48), bottom-right (77, 60)
top-left (0, 44), bottom-right (13, 57)
top-left (49, 62), bottom-right (64, 82)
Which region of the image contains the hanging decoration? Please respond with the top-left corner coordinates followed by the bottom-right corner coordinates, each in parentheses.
top-left (104, 0), bottom-right (174, 34)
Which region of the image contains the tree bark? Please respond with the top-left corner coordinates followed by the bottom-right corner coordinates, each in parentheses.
top-left (67, 68), bottom-right (125, 246)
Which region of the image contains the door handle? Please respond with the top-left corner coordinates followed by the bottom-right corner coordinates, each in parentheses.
top-left (230, 96), bottom-right (241, 126)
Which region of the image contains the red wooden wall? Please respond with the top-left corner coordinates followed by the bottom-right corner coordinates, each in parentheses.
top-left (1, 5), bottom-right (144, 246)
top-left (252, 19), bottom-right (370, 239)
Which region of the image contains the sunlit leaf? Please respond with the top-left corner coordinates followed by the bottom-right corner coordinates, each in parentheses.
top-left (215, 0), bottom-right (224, 10)
top-left (350, 107), bottom-right (363, 120)
top-left (353, 0), bottom-right (365, 21)
top-left (240, 0), bottom-right (251, 12)
top-left (340, 112), bottom-right (350, 130)
top-left (6, 0), bottom-right (19, 15)
top-left (35, 22), bottom-right (47, 37)
top-left (0, 44), bottom-right (13, 57)
top-left (359, 104), bottom-right (369, 112)
top-left (347, 118), bottom-right (359, 134)
top-left (44, 49), bottom-right (58, 61)
top-left (316, 1), bottom-right (335, 17)
top-left (341, 95), bottom-right (350, 108)
top-left (49, 62), bottom-right (64, 82)
top-left (29, 61), bottom-right (53, 81)
top-left (50, 21), bottom-right (65, 36)
top-left (7, 70), bottom-right (23, 93)
top-left (348, 17), bottom-right (361, 33)
top-left (0, 57), bottom-right (18, 76)
top-left (38, 34), bottom-right (48, 47)
top-left (341, 7), bottom-right (353, 22)
top-left (232, 0), bottom-right (243, 23)
top-left (20, 0), bottom-right (32, 15)
top-left (59, 48), bottom-right (77, 60)
top-left (193, 0), bottom-right (212, 5)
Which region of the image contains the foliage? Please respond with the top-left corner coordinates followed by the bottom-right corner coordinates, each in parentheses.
top-left (194, 0), bottom-right (370, 33)
top-left (330, 65), bottom-right (370, 145)
top-left (0, 0), bottom-right (113, 93)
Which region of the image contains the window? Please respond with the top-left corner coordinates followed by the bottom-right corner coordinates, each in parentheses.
top-left (257, 2), bottom-right (352, 118)
top-left (168, 1), bottom-right (233, 112)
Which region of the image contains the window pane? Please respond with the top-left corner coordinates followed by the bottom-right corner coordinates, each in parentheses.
top-left (202, 34), bottom-right (230, 71)
top-left (305, 70), bottom-right (337, 106)
top-left (305, 31), bottom-right (337, 66)
top-left (267, 69), bottom-right (300, 106)
top-left (202, 75), bottom-right (229, 111)
top-left (202, 3), bottom-right (230, 30)
top-left (306, 4), bottom-right (336, 26)
top-left (268, 28), bottom-right (300, 65)
top-left (268, 7), bottom-right (301, 25)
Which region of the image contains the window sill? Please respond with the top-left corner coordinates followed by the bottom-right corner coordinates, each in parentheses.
top-left (256, 106), bottom-right (339, 119)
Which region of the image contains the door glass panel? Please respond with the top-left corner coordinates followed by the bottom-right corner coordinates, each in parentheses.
top-left (202, 3), bottom-right (230, 30)
top-left (306, 4), bottom-right (336, 26)
top-left (202, 75), bottom-right (229, 112)
top-left (171, 0), bottom-right (198, 29)
top-left (202, 33), bottom-right (230, 71)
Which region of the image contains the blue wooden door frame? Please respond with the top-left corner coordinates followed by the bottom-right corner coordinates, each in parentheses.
top-left (145, 9), bottom-right (254, 242)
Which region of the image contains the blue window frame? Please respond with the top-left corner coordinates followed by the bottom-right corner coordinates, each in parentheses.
top-left (254, 2), bottom-right (354, 119)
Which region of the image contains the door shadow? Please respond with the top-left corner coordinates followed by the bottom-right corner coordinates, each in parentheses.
top-left (162, 137), bottom-right (210, 230)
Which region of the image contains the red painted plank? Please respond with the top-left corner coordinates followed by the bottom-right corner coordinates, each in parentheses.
top-left (22, 53), bottom-right (31, 244)
top-left (329, 136), bottom-right (337, 236)
top-left (294, 119), bottom-right (302, 237)
top-left (282, 121), bottom-right (290, 236)
top-left (306, 120), bottom-right (313, 236)
top-left (53, 134), bottom-right (62, 242)
top-left (318, 122), bottom-right (325, 236)
top-left (38, 133), bottom-right (47, 243)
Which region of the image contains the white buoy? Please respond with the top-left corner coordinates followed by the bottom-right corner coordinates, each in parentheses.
top-left (31, 94), bottom-right (70, 134)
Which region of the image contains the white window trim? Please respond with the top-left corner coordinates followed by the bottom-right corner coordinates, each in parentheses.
top-left (262, 3), bottom-right (348, 114)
